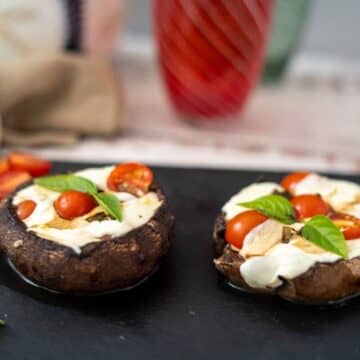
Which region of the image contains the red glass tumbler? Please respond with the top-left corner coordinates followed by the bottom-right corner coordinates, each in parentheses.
top-left (154, 0), bottom-right (274, 120)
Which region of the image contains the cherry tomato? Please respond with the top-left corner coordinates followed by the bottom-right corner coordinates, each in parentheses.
top-left (291, 194), bottom-right (330, 220)
top-left (16, 200), bottom-right (36, 220)
top-left (0, 171), bottom-right (31, 199)
top-left (54, 190), bottom-right (97, 220)
top-left (331, 213), bottom-right (360, 240)
top-left (343, 226), bottom-right (360, 240)
top-left (9, 152), bottom-right (52, 177)
top-left (107, 163), bottom-right (153, 195)
top-left (280, 172), bottom-right (310, 193)
top-left (0, 158), bottom-right (10, 175)
top-left (225, 210), bottom-right (268, 249)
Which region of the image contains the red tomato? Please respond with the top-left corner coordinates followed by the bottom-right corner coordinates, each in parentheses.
top-left (0, 171), bottom-right (31, 199)
top-left (0, 158), bottom-right (10, 175)
top-left (225, 210), bottom-right (268, 249)
top-left (331, 213), bottom-right (360, 240)
top-left (16, 200), bottom-right (36, 220)
top-left (107, 163), bottom-right (153, 195)
top-left (9, 152), bottom-right (52, 177)
top-left (54, 191), bottom-right (97, 220)
top-left (280, 172), bottom-right (310, 193)
top-left (291, 194), bottom-right (330, 220)
top-left (343, 226), bottom-right (360, 240)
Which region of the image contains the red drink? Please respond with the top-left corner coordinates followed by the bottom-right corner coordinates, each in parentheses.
top-left (154, 0), bottom-right (274, 119)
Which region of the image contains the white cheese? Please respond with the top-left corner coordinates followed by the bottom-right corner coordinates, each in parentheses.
top-left (294, 174), bottom-right (360, 212)
top-left (223, 174), bottom-right (360, 290)
top-left (13, 185), bottom-right (58, 227)
top-left (12, 166), bottom-right (161, 253)
top-left (240, 238), bottom-right (360, 289)
top-left (222, 182), bottom-right (283, 221)
top-left (75, 166), bottom-right (114, 191)
top-left (241, 219), bottom-right (283, 258)
top-left (344, 203), bottom-right (360, 219)
top-left (32, 192), bottom-right (161, 254)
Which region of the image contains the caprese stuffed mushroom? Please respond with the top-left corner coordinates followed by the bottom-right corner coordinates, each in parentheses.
top-left (0, 163), bottom-right (174, 294)
top-left (214, 172), bottom-right (360, 304)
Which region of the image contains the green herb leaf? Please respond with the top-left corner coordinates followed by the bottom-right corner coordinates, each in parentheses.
top-left (0, 319), bottom-right (5, 326)
top-left (35, 174), bottom-right (123, 222)
top-left (35, 175), bottom-right (97, 195)
top-left (94, 192), bottom-right (122, 222)
top-left (301, 215), bottom-right (348, 259)
top-left (239, 194), bottom-right (295, 224)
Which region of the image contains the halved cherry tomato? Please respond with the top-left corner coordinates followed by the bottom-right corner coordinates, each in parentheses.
top-left (107, 163), bottom-right (153, 196)
top-left (291, 194), bottom-right (331, 220)
top-left (331, 213), bottom-right (360, 240)
top-left (0, 158), bottom-right (10, 175)
top-left (225, 210), bottom-right (268, 249)
top-left (281, 172), bottom-right (310, 193)
top-left (16, 200), bottom-right (36, 220)
top-left (0, 171), bottom-right (31, 199)
top-left (343, 226), bottom-right (360, 240)
top-left (9, 152), bottom-right (52, 177)
top-left (54, 190), bottom-right (97, 220)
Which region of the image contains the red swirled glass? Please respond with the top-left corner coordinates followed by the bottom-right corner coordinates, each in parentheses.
top-left (154, 0), bottom-right (274, 119)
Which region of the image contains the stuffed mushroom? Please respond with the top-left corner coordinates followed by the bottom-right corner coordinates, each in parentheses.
top-left (0, 163), bottom-right (174, 294)
top-left (214, 172), bottom-right (360, 305)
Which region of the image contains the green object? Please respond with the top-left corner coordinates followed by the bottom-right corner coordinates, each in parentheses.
top-left (239, 194), bottom-right (295, 225)
top-left (94, 192), bottom-right (123, 222)
top-left (35, 175), bottom-right (97, 195)
top-left (262, 0), bottom-right (310, 82)
top-left (35, 175), bottom-right (123, 222)
top-left (301, 215), bottom-right (348, 259)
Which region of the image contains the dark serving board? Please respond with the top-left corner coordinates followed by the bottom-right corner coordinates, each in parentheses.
top-left (0, 162), bottom-right (359, 360)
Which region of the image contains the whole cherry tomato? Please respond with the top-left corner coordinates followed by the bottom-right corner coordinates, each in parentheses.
top-left (225, 210), bottom-right (268, 249)
top-left (280, 172), bottom-right (310, 193)
top-left (0, 171), bottom-right (31, 199)
top-left (107, 163), bottom-right (153, 196)
top-left (16, 200), bottom-right (36, 220)
top-left (291, 194), bottom-right (330, 220)
top-left (9, 152), bottom-right (52, 177)
top-left (54, 191), bottom-right (97, 220)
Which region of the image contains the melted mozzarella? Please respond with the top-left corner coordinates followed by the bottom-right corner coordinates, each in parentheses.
top-left (345, 203), bottom-right (360, 219)
top-left (12, 167), bottom-right (161, 253)
top-left (75, 166), bottom-right (114, 191)
top-left (222, 182), bottom-right (283, 221)
top-left (13, 185), bottom-right (58, 227)
top-left (294, 174), bottom-right (360, 212)
top-left (223, 174), bottom-right (360, 289)
top-left (32, 192), bottom-right (161, 254)
top-left (240, 239), bottom-right (360, 289)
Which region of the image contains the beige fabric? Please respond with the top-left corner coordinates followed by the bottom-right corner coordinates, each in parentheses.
top-left (0, 54), bottom-right (127, 145)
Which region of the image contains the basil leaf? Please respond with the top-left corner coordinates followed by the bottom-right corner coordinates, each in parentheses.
top-left (239, 195), bottom-right (295, 224)
top-left (35, 175), bottom-right (97, 195)
top-left (0, 319), bottom-right (4, 326)
top-left (94, 192), bottom-right (122, 222)
top-left (301, 215), bottom-right (348, 259)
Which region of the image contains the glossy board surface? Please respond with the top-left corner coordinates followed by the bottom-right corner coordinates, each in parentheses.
top-left (0, 162), bottom-right (359, 359)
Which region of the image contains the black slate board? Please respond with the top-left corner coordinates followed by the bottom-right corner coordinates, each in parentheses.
top-left (1, 162), bottom-right (360, 360)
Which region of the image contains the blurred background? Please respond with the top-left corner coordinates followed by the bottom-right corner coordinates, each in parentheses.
top-left (0, 0), bottom-right (359, 173)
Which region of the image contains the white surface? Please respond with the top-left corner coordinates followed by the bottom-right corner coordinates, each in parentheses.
top-left (28, 78), bottom-right (360, 174)
top-left (0, 0), bottom-right (66, 60)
